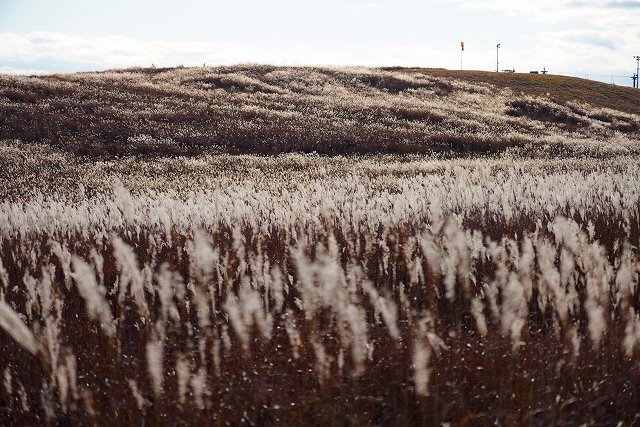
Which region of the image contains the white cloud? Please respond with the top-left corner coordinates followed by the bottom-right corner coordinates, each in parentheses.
top-left (451, 0), bottom-right (638, 78)
top-left (0, 30), bottom-right (635, 85)
top-left (0, 32), bottom-right (253, 69)
top-left (0, 66), bottom-right (51, 76)
top-left (453, 0), bottom-right (637, 27)
top-left (0, 32), bottom-right (453, 72)
top-left (542, 29), bottom-right (622, 51)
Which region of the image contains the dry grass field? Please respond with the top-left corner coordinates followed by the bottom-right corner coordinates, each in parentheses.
top-left (0, 66), bottom-right (639, 425)
top-left (1, 65), bottom-right (638, 157)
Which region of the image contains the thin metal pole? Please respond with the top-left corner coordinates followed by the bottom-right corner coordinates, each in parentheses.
top-left (496, 44), bottom-right (501, 72)
top-left (635, 56), bottom-right (640, 88)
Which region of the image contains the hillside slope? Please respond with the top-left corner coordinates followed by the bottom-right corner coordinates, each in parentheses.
top-left (0, 65), bottom-right (638, 157)
top-left (386, 68), bottom-right (640, 115)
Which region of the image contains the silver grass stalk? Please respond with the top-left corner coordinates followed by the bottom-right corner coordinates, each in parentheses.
top-left (615, 247), bottom-right (637, 309)
top-left (127, 380), bottom-right (146, 411)
top-left (176, 353), bottom-right (190, 406)
top-left (187, 229), bottom-right (218, 283)
top-left (190, 368), bottom-right (207, 410)
top-left (17, 383), bottom-right (29, 412)
top-left (146, 338), bottom-right (164, 397)
top-left (65, 352), bottom-right (78, 401)
top-left (80, 387), bottom-right (96, 418)
top-left (88, 248), bottom-right (105, 287)
top-left (56, 361), bottom-right (69, 410)
top-left (112, 235), bottom-right (150, 319)
top-left (224, 295), bottom-right (249, 350)
top-left (3, 367), bottom-right (11, 396)
top-left (156, 263), bottom-right (182, 323)
top-left (270, 266), bottom-right (285, 313)
top-left (345, 303), bottom-right (368, 376)
top-left (412, 340), bottom-right (431, 397)
top-left (211, 337), bottom-right (222, 376)
top-left (537, 240), bottom-right (566, 323)
top-left (0, 258), bottom-right (9, 292)
top-left (518, 236), bottom-right (535, 303)
top-left (50, 241), bottom-right (73, 289)
top-left (37, 265), bottom-right (55, 320)
top-left (44, 316), bottom-right (61, 377)
top-left (623, 308), bottom-right (640, 356)
top-left (0, 301), bottom-right (39, 355)
top-left (221, 324), bottom-right (232, 352)
top-left (311, 334), bottom-right (331, 386)
top-left (70, 256), bottom-right (116, 337)
top-left (583, 244), bottom-right (611, 348)
top-left (501, 272), bottom-right (526, 347)
top-left (42, 379), bottom-right (55, 421)
top-left (471, 297), bottom-right (488, 336)
top-left (113, 183), bottom-right (136, 227)
top-left (193, 287), bottom-right (211, 330)
top-left (284, 310), bottom-right (302, 359)
top-left (361, 281), bottom-right (400, 340)
top-left (444, 219), bottom-right (471, 298)
top-left (22, 273), bottom-right (38, 321)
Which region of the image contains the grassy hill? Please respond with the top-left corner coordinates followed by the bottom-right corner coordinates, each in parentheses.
top-left (0, 65), bottom-right (638, 157)
top-left (386, 68), bottom-right (640, 115)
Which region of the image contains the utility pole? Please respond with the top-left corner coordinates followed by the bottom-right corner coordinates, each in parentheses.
top-left (496, 44), bottom-right (501, 72)
top-left (634, 56), bottom-right (640, 88)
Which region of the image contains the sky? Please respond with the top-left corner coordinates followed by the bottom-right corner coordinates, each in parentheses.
top-left (0, 0), bottom-right (639, 86)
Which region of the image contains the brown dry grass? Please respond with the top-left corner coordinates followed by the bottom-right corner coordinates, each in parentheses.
top-left (387, 68), bottom-right (640, 115)
top-left (0, 66), bottom-right (638, 158)
top-left (1, 211), bottom-right (639, 426)
top-left (0, 66), bottom-right (639, 425)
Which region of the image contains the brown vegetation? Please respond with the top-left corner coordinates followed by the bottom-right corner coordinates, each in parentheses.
top-left (0, 66), bottom-right (639, 425)
top-left (388, 68), bottom-right (640, 115)
top-left (0, 147), bottom-right (639, 425)
top-left (0, 66), bottom-right (638, 158)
